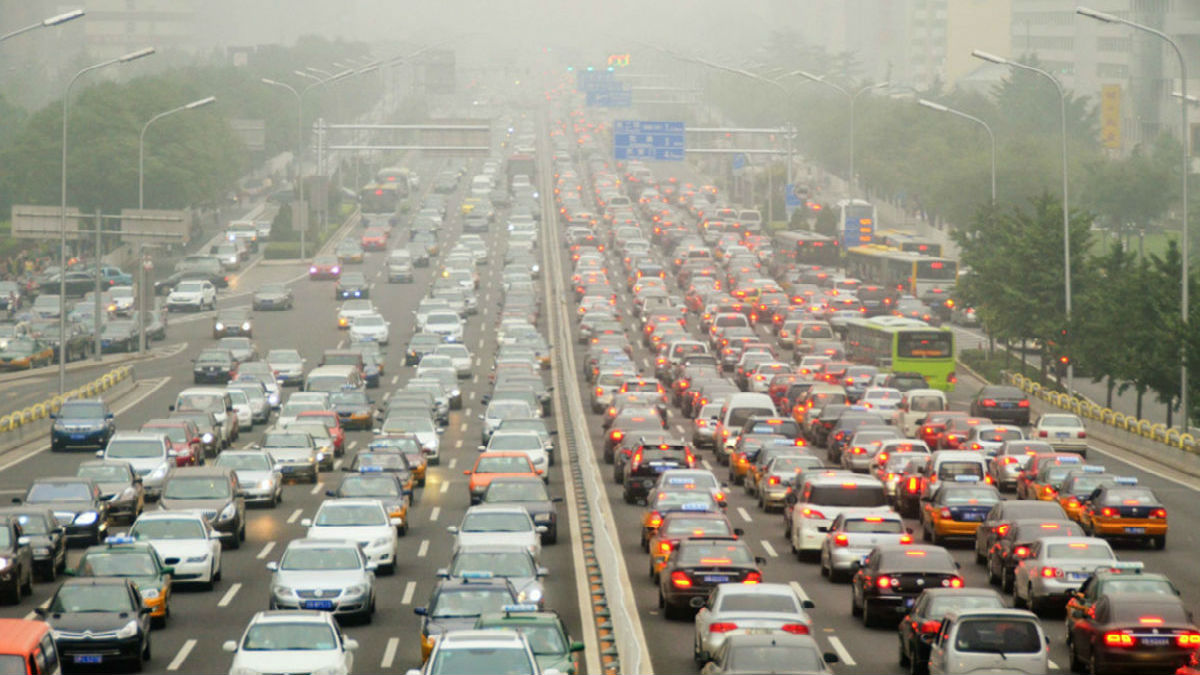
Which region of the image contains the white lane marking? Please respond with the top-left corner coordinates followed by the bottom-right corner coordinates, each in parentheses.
top-left (418, 539), bottom-right (430, 557)
top-left (286, 508), bottom-right (303, 524)
top-left (430, 506), bottom-right (441, 521)
top-left (761, 540), bottom-right (778, 558)
top-left (166, 638), bottom-right (197, 671)
top-left (348, 440), bottom-right (358, 451)
top-left (218, 582), bottom-right (242, 607)
top-left (1049, 660), bottom-right (1060, 671)
top-left (701, 459), bottom-right (713, 471)
top-left (449, 458), bottom-right (458, 469)
top-left (440, 481), bottom-right (450, 494)
top-left (454, 439), bottom-right (463, 449)
top-left (309, 482), bottom-right (324, 495)
top-left (333, 459), bottom-right (342, 471)
top-left (736, 507), bottom-right (753, 522)
top-left (337, 339), bottom-right (345, 349)
top-left (827, 636), bottom-right (856, 667)
top-left (472, 374), bottom-right (479, 384)
top-left (401, 581), bottom-right (416, 604)
top-left (468, 391), bottom-right (476, 401)
top-left (789, 581), bottom-right (811, 604)
top-left (391, 375), bottom-right (400, 385)
top-left (381, 637), bottom-right (400, 669)
top-left (256, 542), bottom-right (275, 560)
top-left (459, 422), bottom-right (467, 432)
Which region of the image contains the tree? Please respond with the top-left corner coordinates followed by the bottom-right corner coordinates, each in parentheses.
top-left (1079, 134), bottom-right (1179, 244)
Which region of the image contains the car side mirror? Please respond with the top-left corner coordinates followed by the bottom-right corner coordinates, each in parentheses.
top-left (413, 607), bottom-right (428, 616)
top-left (344, 639), bottom-right (359, 651)
top-left (265, 561), bottom-right (278, 572)
top-left (569, 641), bottom-right (585, 653)
top-left (106, 412), bottom-right (115, 419)
top-left (139, 606), bottom-right (152, 615)
top-left (447, 525), bottom-right (459, 534)
top-left (733, 528), bottom-right (745, 537)
top-left (168, 405), bottom-right (175, 411)
top-left (222, 641), bottom-right (238, 653)
top-left (300, 518), bottom-right (313, 527)
top-left (49, 413), bottom-right (58, 420)
top-left (823, 652), bottom-right (840, 664)
top-left (801, 599), bottom-right (815, 609)
top-left (34, 607), bottom-right (47, 618)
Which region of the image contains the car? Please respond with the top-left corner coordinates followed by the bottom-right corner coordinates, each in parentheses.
top-left (969, 385), bottom-right (1031, 426)
top-left (336, 298), bottom-right (376, 329)
top-left (438, 546), bottom-right (547, 608)
top-left (73, 535), bottom-right (173, 626)
top-left (99, 432), bottom-right (172, 499)
top-left (74, 460), bottom-right (144, 525)
top-left (449, 505), bottom-right (544, 558)
top-left (50, 398), bottom-right (115, 452)
top-left (158, 466), bottom-right (245, 547)
top-left (924, 608), bottom-right (1049, 675)
top-left (623, 441), bottom-right (695, 503)
top-left (212, 307), bottom-right (253, 339)
top-left (267, 538), bottom-right (376, 623)
top-left (0, 506), bottom-right (66, 583)
top-left (98, 321), bottom-right (138, 353)
top-left (1067, 592), bottom-right (1199, 675)
top-left (217, 337), bottom-right (259, 364)
top-left (424, 310), bottom-right (465, 342)
top-left (700, 633), bottom-right (837, 675)
top-left (988, 440), bottom-right (1055, 491)
top-left (465, 452), bottom-right (540, 504)
top-left (919, 478), bottom-right (1002, 545)
top-left (36, 577), bottom-right (151, 670)
top-left (213, 450), bottom-right (283, 506)
top-left (302, 499), bottom-right (399, 574)
top-left (259, 428), bottom-right (320, 483)
top-left (192, 348), bottom-right (238, 384)
top-left (386, 250), bottom-right (414, 283)
top-left (658, 536), bottom-right (765, 620)
top-left (407, 332), bottom-right (445, 365)
top-left (985, 517), bottom-right (1085, 592)
top-left (972, 498), bottom-right (1070, 565)
top-left (963, 424), bottom-right (1025, 455)
top-left (413, 577), bottom-right (521, 661)
top-left (897, 588), bottom-right (1007, 674)
top-left (21, 477), bottom-right (108, 546)
top-left (1012, 536), bottom-right (1116, 615)
top-left (335, 238), bottom-right (365, 264)
top-left (479, 476), bottom-right (562, 544)
top-left (335, 271), bottom-right (372, 300)
top-left (1078, 478), bottom-right (1168, 549)
top-left (166, 279), bottom-right (216, 312)
top-left (0, 338), bottom-right (54, 370)
top-left (819, 512), bottom-right (912, 582)
top-left (787, 471), bottom-right (891, 559)
top-left (360, 227), bottom-right (388, 250)
top-left (473, 606), bottom-right (583, 675)
top-left (1032, 413), bottom-right (1088, 453)
top-left (223, 610), bottom-right (358, 675)
top-left (327, 469), bottom-right (410, 535)
top-left (851, 544), bottom-right (964, 627)
top-left (1021, 456), bottom-right (1090, 503)
top-left (252, 282), bottom-right (294, 311)
top-left (1056, 467), bottom-right (1119, 522)
top-left (308, 255), bottom-right (341, 280)
top-left (349, 312), bottom-right (390, 345)
top-left (127, 511), bottom-right (223, 589)
top-left (692, 582), bottom-right (815, 664)
top-left (412, 629), bottom-right (549, 675)
top-left (267, 348), bottom-right (306, 387)
top-left (0, 515), bottom-right (33, 605)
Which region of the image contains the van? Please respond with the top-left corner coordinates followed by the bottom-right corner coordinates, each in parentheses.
top-left (893, 388), bottom-right (949, 437)
top-left (924, 451), bottom-right (990, 495)
top-left (925, 609), bottom-right (1048, 675)
top-left (0, 619), bottom-right (59, 674)
top-left (304, 365), bottom-right (363, 393)
top-left (170, 388), bottom-right (235, 448)
top-left (787, 471), bottom-right (890, 556)
top-left (714, 392), bottom-right (777, 452)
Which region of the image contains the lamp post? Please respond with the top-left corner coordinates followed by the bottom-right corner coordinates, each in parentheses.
top-left (58, 46), bottom-right (156, 395)
top-left (139, 96), bottom-right (215, 209)
top-left (973, 49), bottom-right (1074, 393)
top-left (1077, 6), bottom-right (1191, 431)
top-left (0, 8), bottom-right (84, 43)
top-left (791, 72), bottom-right (889, 194)
top-left (917, 99), bottom-right (997, 203)
top-left (261, 78), bottom-right (306, 258)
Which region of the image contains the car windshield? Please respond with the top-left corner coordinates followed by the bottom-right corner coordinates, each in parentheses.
top-left (941, 487), bottom-right (1001, 506)
top-left (76, 465), bottom-right (128, 482)
top-left (314, 504), bottom-right (385, 527)
top-left (431, 589), bottom-right (513, 618)
top-left (1103, 578), bottom-right (1177, 595)
top-left (808, 484), bottom-right (888, 507)
top-left (12, 514), bottom-right (50, 535)
top-left (59, 402), bottom-right (105, 419)
top-left (146, 426), bottom-right (189, 443)
top-left (926, 594), bottom-right (1006, 619)
top-left (476, 457), bottom-right (531, 473)
top-left (27, 482), bottom-right (90, 502)
top-left (241, 623), bottom-right (337, 651)
top-left (280, 546), bottom-right (361, 571)
top-left (264, 433), bottom-right (311, 448)
top-left (330, 392), bottom-right (369, 406)
top-left (718, 593), bottom-right (799, 614)
top-left (339, 476), bottom-right (400, 497)
top-left (215, 454), bottom-right (271, 471)
top-left (488, 435), bottom-right (541, 452)
top-left (954, 619), bottom-right (1041, 654)
top-left (259, 284), bottom-right (287, 295)
top-left (80, 552), bottom-right (158, 577)
top-left (460, 513), bottom-right (531, 533)
top-left (484, 481), bottom-right (548, 502)
top-left (106, 440), bottom-right (163, 459)
top-left (178, 393), bottom-right (222, 411)
top-left (451, 551), bottom-right (534, 577)
top-left (268, 351), bottom-right (302, 364)
top-left (163, 477), bottom-right (230, 500)
top-left (131, 519), bottom-right (205, 540)
top-left (1041, 415), bottom-right (1082, 428)
top-left (676, 543), bottom-right (755, 566)
top-left (51, 584), bottom-right (133, 613)
top-left (1047, 543), bottom-right (1113, 560)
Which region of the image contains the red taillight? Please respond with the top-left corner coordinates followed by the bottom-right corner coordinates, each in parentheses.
top-left (1151, 508), bottom-right (1167, 519)
top-left (671, 571), bottom-right (692, 588)
top-left (595, 387), bottom-right (603, 396)
top-left (947, 577), bottom-right (964, 588)
top-left (1100, 507), bottom-right (1117, 518)
top-left (1042, 485), bottom-right (1056, 497)
top-left (708, 622), bottom-right (737, 633)
top-left (648, 513), bottom-right (663, 528)
top-left (714, 492), bottom-right (726, 503)
top-left (1041, 567), bottom-right (1062, 578)
top-left (899, 534), bottom-right (913, 544)
top-left (780, 623), bottom-right (809, 635)
top-left (1177, 633), bottom-right (1200, 648)
top-left (995, 524), bottom-right (1010, 536)
top-left (834, 534), bottom-right (850, 547)
top-left (1104, 632), bottom-right (1134, 647)
top-left (801, 508), bottom-right (826, 519)
top-left (981, 399), bottom-right (996, 407)
top-left (1013, 546), bottom-right (1030, 558)
top-left (743, 571), bottom-right (762, 584)
top-left (877, 576), bottom-right (894, 589)
top-left (658, 541), bottom-right (673, 554)
top-left (918, 620), bottom-right (942, 634)
top-left (768, 476), bottom-right (780, 486)
top-left (610, 431), bottom-right (623, 441)
top-left (907, 478), bottom-right (920, 493)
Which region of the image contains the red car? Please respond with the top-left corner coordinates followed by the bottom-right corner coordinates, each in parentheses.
top-left (360, 228), bottom-right (389, 250)
top-left (297, 410), bottom-right (345, 455)
top-left (308, 255), bottom-right (341, 280)
top-left (140, 419), bottom-right (203, 466)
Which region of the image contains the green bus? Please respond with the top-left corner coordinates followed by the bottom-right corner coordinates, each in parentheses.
top-left (843, 316), bottom-right (956, 392)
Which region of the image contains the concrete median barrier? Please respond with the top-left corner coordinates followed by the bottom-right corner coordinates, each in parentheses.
top-left (0, 366), bottom-right (137, 454)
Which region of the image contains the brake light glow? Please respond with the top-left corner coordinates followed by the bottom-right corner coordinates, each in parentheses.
top-left (743, 571), bottom-right (761, 584)
top-left (1104, 632), bottom-right (1134, 647)
top-left (708, 622), bottom-right (737, 633)
top-left (780, 623), bottom-right (809, 635)
top-left (1013, 546), bottom-right (1030, 558)
top-left (834, 534), bottom-right (850, 547)
top-left (1177, 633), bottom-right (1200, 647)
top-left (1041, 567), bottom-right (1063, 578)
top-left (670, 571), bottom-right (692, 588)
top-left (876, 576), bottom-right (894, 588)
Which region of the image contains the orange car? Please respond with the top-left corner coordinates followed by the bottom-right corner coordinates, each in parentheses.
top-left (465, 452), bottom-right (540, 505)
top-left (1078, 478), bottom-right (1167, 549)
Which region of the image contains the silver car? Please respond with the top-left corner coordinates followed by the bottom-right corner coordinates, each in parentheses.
top-left (819, 512), bottom-right (912, 582)
top-left (98, 432), bottom-right (172, 499)
top-left (926, 608), bottom-right (1049, 675)
top-left (258, 429), bottom-right (319, 484)
top-left (449, 505), bottom-right (544, 558)
top-left (1012, 536), bottom-right (1115, 615)
top-left (437, 544), bottom-right (548, 608)
top-left (267, 538), bottom-right (375, 622)
top-left (214, 450), bottom-right (282, 506)
top-left (692, 582), bottom-right (815, 664)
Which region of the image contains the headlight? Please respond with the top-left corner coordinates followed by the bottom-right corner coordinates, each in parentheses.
top-left (218, 503), bottom-right (236, 521)
top-left (241, 322), bottom-right (250, 330)
top-left (315, 452), bottom-right (325, 462)
top-left (518, 587), bottom-right (543, 604)
top-left (0, 557), bottom-right (11, 572)
top-left (267, 394), bottom-right (279, 406)
top-left (258, 478), bottom-right (274, 490)
top-left (74, 511), bottom-right (98, 526)
top-left (140, 587), bottom-right (160, 600)
top-left (115, 620), bottom-right (139, 639)
top-left (150, 463), bottom-right (169, 480)
top-left (202, 433), bottom-right (214, 444)
top-left (450, 390), bottom-right (461, 398)
top-left (120, 486), bottom-right (137, 499)
top-left (371, 537), bottom-right (391, 548)
top-left (345, 584), bottom-right (367, 596)
top-left (272, 585), bottom-right (294, 598)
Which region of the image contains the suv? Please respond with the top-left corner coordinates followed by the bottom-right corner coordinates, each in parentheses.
top-left (622, 440), bottom-right (693, 504)
top-left (158, 467), bottom-right (245, 548)
top-left (50, 398), bottom-right (116, 452)
top-left (787, 472), bottom-right (891, 559)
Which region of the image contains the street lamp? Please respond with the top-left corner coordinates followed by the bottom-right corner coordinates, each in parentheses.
top-left (917, 99), bottom-right (997, 203)
top-left (261, 78), bottom-right (306, 259)
top-left (58, 46), bottom-right (155, 395)
top-left (790, 72), bottom-right (888, 194)
top-left (1077, 6), bottom-right (1191, 431)
top-left (139, 96), bottom-right (216, 209)
top-left (973, 48), bottom-right (1075, 393)
top-left (0, 8), bottom-right (84, 43)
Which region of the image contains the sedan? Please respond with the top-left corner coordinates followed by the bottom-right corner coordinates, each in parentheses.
top-left (349, 313), bottom-right (390, 345)
top-left (224, 611), bottom-right (358, 675)
top-left (969, 385), bottom-right (1031, 426)
top-left (693, 582), bottom-right (815, 664)
top-left (659, 536), bottom-right (764, 620)
top-left (335, 272), bottom-right (372, 300)
top-left (213, 450), bottom-right (282, 506)
top-left (302, 499), bottom-right (399, 574)
top-left (308, 255), bottom-right (341, 280)
top-left (449, 505), bottom-right (543, 558)
top-left (701, 634), bottom-right (837, 675)
top-left (267, 539), bottom-right (376, 623)
top-left (212, 308), bottom-right (253, 338)
top-left (128, 511), bottom-right (223, 588)
top-left (36, 578), bottom-right (151, 670)
top-left (1033, 413), bottom-right (1088, 454)
top-left (0, 338), bottom-right (54, 370)
top-left (252, 283), bottom-right (294, 311)
top-left (99, 321), bottom-right (138, 353)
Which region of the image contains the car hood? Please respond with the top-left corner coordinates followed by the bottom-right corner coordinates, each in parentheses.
top-left (47, 611), bottom-right (137, 634)
top-left (95, 481), bottom-right (131, 498)
top-left (273, 569), bottom-right (370, 588)
top-left (144, 538), bottom-right (210, 560)
top-left (32, 500), bottom-right (96, 520)
top-left (454, 531), bottom-right (538, 550)
top-left (232, 651), bottom-right (344, 673)
top-left (306, 525), bottom-right (393, 545)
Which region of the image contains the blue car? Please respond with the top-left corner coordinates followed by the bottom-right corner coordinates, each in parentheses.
top-left (51, 399), bottom-right (115, 452)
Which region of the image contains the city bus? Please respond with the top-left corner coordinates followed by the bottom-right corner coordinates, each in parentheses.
top-left (836, 199), bottom-right (876, 249)
top-left (875, 230), bottom-right (943, 257)
top-left (771, 230), bottom-right (841, 268)
top-left (843, 316), bottom-right (956, 391)
top-left (507, 152), bottom-right (536, 189)
top-left (844, 245), bottom-right (958, 299)
top-left (359, 183), bottom-right (401, 227)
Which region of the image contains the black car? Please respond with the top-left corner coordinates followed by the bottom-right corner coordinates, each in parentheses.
top-left (213, 308), bottom-right (253, 339)
top-left (884, 372), bottom-right (930, 392)
top-left (851, 544), bottom-right (963, 627)
top-left (33, 319), bottom-right (93, 362)
top-left (623, 441), bottom-right (694, 504)
top-left (0, 515), bottom-right (34, 604)
top-left (75, 460), bottom-right (145, 525)
top-left (36, 577), bottom-right (151, 670)
top-left (251, 282), bottom-right (294, 311)
top-left (193, 349), bottom-right (238, 384)
top-left (405, 333), bottom-right (444, 366)
top-left (969, 385), bottom-right (1031, 426)
top-left (972, 499), bottom-right (1069, 566)
top-left (20, 477), bottom-right (108, 545)
top-left (986, 518), bottom-right (1084, 592)
top-left (0, 506), bottom-right (66, 582)
top-left (658, 536), bottom-right (765, 620)
top-left (99, 320), bottom-right (138, 353)
top-left (1067, 592), bottom-right (1199, 675)
top-left (479, 476), bottom-right (563, 544)
top-left (51, 399), bottom-right (116, 452)
top-left (153, 267), bottom-right (228, 295)
top-left (897, 588), bottom-right (1006, 675)
top-left (335, 272), bottom-right (371, 300)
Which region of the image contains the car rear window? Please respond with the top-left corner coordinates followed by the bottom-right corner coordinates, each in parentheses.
top-left (954, 619), bottom-right (1041, 654)
top-left (807, 484), bottom-right (888, 507)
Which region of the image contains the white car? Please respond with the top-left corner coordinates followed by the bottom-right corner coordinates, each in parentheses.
top-left (166, 280), bottom-right (216, 312)
top-left (129, 511), bottom-right (223, 589)
top-left (859, 387), bottom-right (903, 414)
top-left (410, 630), bottom-right (549, 675)
top-left (693, 583), bottom-right (814, 663)
top-left (1012, 536), bottom-right (1115, 615)
top-left (964, 424), bottom-right (1025, 455)
top-left (423, 311), bottom-right (464, 342)
top-left (926, 609), bottom-right (1048, 675)
top-left (99, 432), bottom-right (173, 498)
top-left (336, 299), bottom-right (376, 329)
top-left (1032, 413), bottom-right (1088, 454)
top-left (433, 344), bottom-right (473, 378)
top-left (266, 349), bottom-right (306, 387)
top-left (108, 285), bottom-right (135, 315)
top-left (303, 499), bottom-right (399, 574)
top-left (348, 313), bottom-right (390, 345)
top-left (224, 611), bottom-right (358, 675)
top-left (892, 388), bottom-right (948, 437)
top-left (788, 473), bottom-right (892, 557)
top-left (449, 505), bottom-right (544, 557)
top-left (224, 388), bottom-right (254, 430)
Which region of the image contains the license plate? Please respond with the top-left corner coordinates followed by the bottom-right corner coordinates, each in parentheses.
top-left (905, 597), bottom-right (916, 608)
top-left (71, 434), bottom-right (84, 440)
top-left (1125, 527), bottom-right (1145, 534)
top-left (960, 512), bottom-right (984, 521)
top-left (1142, 637), bottom-right (1170, 647)
top-left (703, 575), bottom-right (730, 583)
top-left (1068, 572), bottom-right (1087, 581)
top-left (74, 655), bottom-right (102, 664)
top-left (999, 402), bottom-right (1015, 408)
top-left (302, 600), bottom-right (334, 610)
top-left (653, 465), bottom-right (670, 473)
top-left (1056, 432), bottom-right (1069, 439)
top-left (745, 628), bottom-right (772, 634)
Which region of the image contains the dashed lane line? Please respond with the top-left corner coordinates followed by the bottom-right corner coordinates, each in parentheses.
top-left (218, 583), bottom-right (241, 607)
top-left (381, 638), bottom-right (400, 669)
top-left (736, 507), bottom-right (753, 522)
top-left (401, 581), bottom-right (416, 605)
top-left (256, 542), bottom-right (275, 560)
top-left (827, 636), bottom-right (856, 667)
top-left (788, 581), bottom-right (811, 604)
top-left (417, 539), bottom-right (429, 557)
top-left (286, 508), bottom-right (302, 524)
top-left (761, 540), bottom-right (778, 558)
top-left (309, 482), bottom-right (324, 495)
top-left (449, 458), bottom-right (457, 469)
top-left (430, 506), bottom-right (441, 521)
top-left (440, 481), bottom-right (449, 494)
top-left (166, 639), bottom-right (197, 671)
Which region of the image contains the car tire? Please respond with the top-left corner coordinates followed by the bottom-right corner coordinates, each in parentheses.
top-left (1067, 637), bottom-right (1084, 674)
top-left (862, 598), bottom-right (878, 627)
top-left (226, 530), bottom-right (241, 550)
top-left (851, 588), bottom-right (863, 617)
top-left (20, 567), bottom-right (32, 596)
top-left (1089, 652), bottom-right (1107, 675)
top-left (1152, 534), bottom-right (1166, 550)
top-left (1002, 568), bottom-right (1014, 594)
top-left (986, 560), bottom-right (1000, 586)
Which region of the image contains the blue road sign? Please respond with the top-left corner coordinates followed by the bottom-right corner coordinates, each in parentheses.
top-left (613, 120), bottom-right (685, 162)
top-left (577, 70), bottom-right (617, 92)
top-left (732, 153), bottom-right (747, 170)
top-left (785, 183), bottom-right (806, 217)
top-left (587, 85), bottom-right (632, 107)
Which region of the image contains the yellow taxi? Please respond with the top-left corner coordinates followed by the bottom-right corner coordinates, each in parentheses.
top-left (1078, 477), bottom-right (1168, 549)
top-left (459, 197), bottom-right (481, 215)
top-left (1054, 466), bottom-right (1116, 521)
top-left (639, 490), bottom-right (719, 553)
top-left (74, 536), bottom-right (172, 625)
top-left (647, 509), bottom-right (739, 582)
top-left (919, 476), bottom-right (1002, 544)
top-left (0, 338), bottom-right (55, 371)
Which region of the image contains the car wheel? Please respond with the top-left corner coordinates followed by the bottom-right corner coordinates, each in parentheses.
top-left (851, 587), bottom-right (863, 617)
top-left (1002, 567), bottom-right (1014, 594)
top-left (226, 530), bottom-right (241, 550)
top-left (1152, 534), bottom-right (1166, 550)
top-left (1067, 637), bottom-right (1085, 674)
top-left (1013, 585), bottom-right (1028, 609)
top-left (986, 560), bottom-right (1000, 586)
top-left (1089, 652), bottom-right (1107, 675)
top-left (20, 567), bottom-right (32, 596)
top-left (862, 598), bottom-right (877, 627)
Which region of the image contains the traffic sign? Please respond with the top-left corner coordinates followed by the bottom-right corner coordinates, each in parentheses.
top-left (785, 183), bottom-right (807, 217)
top-left (613, 120), bottom-right (685, 162)
top-left (576, 69), bottom-right (618, 93)
top-left (732, 153), bottom-right (747, 171)
top-left (587, 85), bottom-right (632, 108)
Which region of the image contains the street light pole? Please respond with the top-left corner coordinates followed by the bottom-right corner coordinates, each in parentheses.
top-left (261, 78), bottom-right (306, 258)
top-left (1077, 6), bottom-right (1191, 431)
top-left (917, 99), bottom-right (997, 203)
top-left (58, 46), bottom-right (155, 395)
top-left (973, 49), bottom-right (1074, 393)
top-left (792, 73), bottom-right (888, 195)
top-left (139, 96), bottom-right (216, 209)
top-left (0, 8), bottom-right (84, 43)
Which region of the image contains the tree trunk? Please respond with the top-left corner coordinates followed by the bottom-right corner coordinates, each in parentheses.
top-left (1166, 399), bottom-right (1173, 428)
top-left (1106, 376), bottom-right (1114, 408)
top-left (1136, 388), bottom-right (1144, 419)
